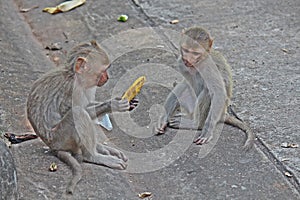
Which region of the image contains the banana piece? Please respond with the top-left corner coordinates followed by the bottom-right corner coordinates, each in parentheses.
top-left (122, 76), bottom-right (146, 101)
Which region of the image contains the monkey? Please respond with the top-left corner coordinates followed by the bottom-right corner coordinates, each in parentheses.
top-left (0, 140), bottom-right (18, 199)
top-left (27, 40), bottom-right (138, 194)
top-left (157, 26), bottom-right (255, 150)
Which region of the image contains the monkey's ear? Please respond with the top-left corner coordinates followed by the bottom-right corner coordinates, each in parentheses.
top-left (90, 40), bottom-right (102, 51)
top-left (74, 57), bottom-right (87, 74)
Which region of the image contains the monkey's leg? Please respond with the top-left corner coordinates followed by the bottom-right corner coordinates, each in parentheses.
top-left (72, 107), bottom-right (127, 170)
top-left (163, 83), bottom-right (198, 130)
top-left (50, 112), bottom-right (84, 195)
top-left (224, 114), bottom-right (255, 150)
top-left (157, 84), bottom-right (184, 134)
top-left (56, 151), bottom-right (82, 194)
top-left (96, 144), bottom-right (128, 162)
top-left (169, 88), bottom-right (210, 131)
top-left (169, 114), bottom-right (198, 129)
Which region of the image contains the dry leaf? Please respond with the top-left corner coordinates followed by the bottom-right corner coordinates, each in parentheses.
top-left (281, 142), bottom-right (288, 148)
top-left (49, 162), bottom-right (58, 172)
top-left (281, 142), bottom-right (299, 148)
top-left (20, 5), bottom-right (39, 13)
top-left (281, 158), bottom-right (290, 162)
top-left (43, 0), bottom-right (86, 14)
top-left (45, 43), bottom-right (62, 51)
top-left (170, 19), bottom-right (179, 24)
top-left (284, 171), bottom-right (293, 177)
top-left (138, 192), bottom-right (152, 199)
top-left (290, 143), bottom-right (299, 148)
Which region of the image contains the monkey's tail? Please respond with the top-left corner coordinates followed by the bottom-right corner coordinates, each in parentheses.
top-left (56, 151), bottom-right (82, 194)
top-left (224, 114), bottom-right (255, 151)
top-left (228, 105), bottom-right (243, 122)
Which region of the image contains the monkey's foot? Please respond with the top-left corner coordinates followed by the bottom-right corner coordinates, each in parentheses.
top-left (156, 121), bottom-right (168, 135)
top-left (168, 116), bottom-right (181, 129)
top-left (193, 132), bottom-right (212, 145)
top-left (85, 154), bottom-right (127, 170)
top-left (156, 128), bottom-right (165, 135)
top-left (96, 144), bottom-right (128, 162)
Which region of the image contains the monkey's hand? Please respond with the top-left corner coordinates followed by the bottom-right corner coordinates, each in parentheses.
top-left (129, 98), bottom-right (139, 111)
top-left (111, 97), bottom-right (130, 112)
top-left (156, 116), bottom-right (168, 135)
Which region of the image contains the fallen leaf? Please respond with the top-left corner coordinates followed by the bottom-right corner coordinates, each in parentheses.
top-left (43, 0), bottom-right (86, 14)
top-left (20, 5), bottom-right (39, 13)
top-left (281, 142), bottom-right (299, 148)
top-left (4, 132), bottom-right (38, 144)
top-left (290, 143), bottom-right (299, 148)
top-left (49, 162), bottom-right (58, 172)
top-left (138, 192), bottom-right (152, 199)
top-left (284, 171), bottom-right (293, 178)
top-left (170, 19), bottom-right (179, 24)
top-left (281, 142), bottom-right (288, 148)
top-left (45, 43), bottom-right (62, 51)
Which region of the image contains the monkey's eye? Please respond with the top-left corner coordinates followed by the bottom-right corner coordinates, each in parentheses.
top-left (192, 52), bottom-right (200, 56)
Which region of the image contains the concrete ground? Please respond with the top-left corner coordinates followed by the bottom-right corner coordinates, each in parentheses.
top-left (0, 0), bottom-right (299, 199)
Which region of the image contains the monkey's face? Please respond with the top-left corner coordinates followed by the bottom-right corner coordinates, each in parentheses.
top-left (75, 57), bottom-right (110, 88)
top-left (96, 69), bottom-right (109, 87)
top-left (180, 44), bottom-right (208, 68)
top-left (85, 63), bottom-right (110, 88)
top-left (85, 54), bottom-right (110, 88)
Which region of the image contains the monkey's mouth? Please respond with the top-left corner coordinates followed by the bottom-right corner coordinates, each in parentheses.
top-left (183, 60), bottom-right (194, 68)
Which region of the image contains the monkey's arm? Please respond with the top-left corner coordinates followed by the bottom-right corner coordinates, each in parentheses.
top-left (157, 82), bottom-right (186, 134)
top-left (204, 88), bottom-right (227, 132)
top-left (86, 98), bottom-right (130, 119)
top-left (86, 102), bottom-right (109, 119)
top-left (195, 60), bottom-right (227, 144)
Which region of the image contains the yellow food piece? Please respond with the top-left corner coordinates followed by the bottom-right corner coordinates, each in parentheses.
top-left (138, 192), bottom-right (152, 198)
top-left (43, 0), bottom-right (86, 14)
top-left (49, 162), bottom-right (58, 172)
top-left (122, 76), bottom-right (146, 101)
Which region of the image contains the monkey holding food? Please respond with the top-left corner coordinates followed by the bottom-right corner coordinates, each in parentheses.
top-left (157, 26), bottom-right (255, 150)
top-left (27, 40), bottom-right (138, 194)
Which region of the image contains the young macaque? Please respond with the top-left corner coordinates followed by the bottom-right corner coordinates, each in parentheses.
top-left (27, 40), bottom-right (137, 194)
top-left (157, 27), bottom-right (255, 150)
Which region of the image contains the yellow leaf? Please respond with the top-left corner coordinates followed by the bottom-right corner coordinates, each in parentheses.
top-left (43, 0), bottom-right (86, 14)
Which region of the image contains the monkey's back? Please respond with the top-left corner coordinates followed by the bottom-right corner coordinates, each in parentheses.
top-left (27, 68), bottom-right (74, 144)
top-left (211, 50), bottom-right (233, 99)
